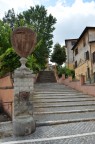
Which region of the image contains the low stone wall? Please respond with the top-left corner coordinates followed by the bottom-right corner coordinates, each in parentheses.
top-left (0, 74), bottom-right (14, 118)
top-left (58, 76), bottom-right (95, 97)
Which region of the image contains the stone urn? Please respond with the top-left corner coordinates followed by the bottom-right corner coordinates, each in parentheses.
top-left (11, 27), bottom-right (36, 58)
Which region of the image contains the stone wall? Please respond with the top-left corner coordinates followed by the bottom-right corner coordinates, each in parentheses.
top-left (58, 76), bottom-right (95, 97)
top-left (0, 74), bottom-right (14, 118)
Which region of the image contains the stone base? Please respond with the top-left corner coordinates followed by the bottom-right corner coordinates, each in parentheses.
top-left (13, 116), bottom-right (35, 136)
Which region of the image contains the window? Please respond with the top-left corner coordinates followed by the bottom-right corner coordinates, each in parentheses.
top-left (75, 61), bottom-right (77, 68)
top-left (84, 51), bottom-right (89, 60)
top-left (83, 38), bottom-right (86, 47)
top-left (86, 51), bottom-right (89, 60)
top-left (71, 41), bottom-right (76, 46)
top-left (92, 52), bottom-right (95, 63)
top-left (75, 48), bottom-right (78, 55)
top-left (73, 50), bottom-right (74, 61)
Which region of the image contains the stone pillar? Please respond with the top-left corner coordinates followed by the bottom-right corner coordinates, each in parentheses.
top-left (80, 75), bottom-right (85, 85)
top-left (13, 58), bottom-right (35, 136)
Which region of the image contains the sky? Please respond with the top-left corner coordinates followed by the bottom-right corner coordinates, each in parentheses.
top-left (0, 0), bottom-right (95, 46)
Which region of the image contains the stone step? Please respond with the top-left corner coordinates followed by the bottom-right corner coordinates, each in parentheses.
top-left (33, 96), bottom-right (92, 99)
top-left (33, 98), bottom-right (95, 103)
top-left (35, 86), bottom-right (70, 88)
top-left (35, 88), bottom-right (76, 90)
top-left (34, 109), bottom-right (95, 115)
top-left (33, 99), bottom-right (95, 104)
top-left (34, 105), bottom-right (95, 112)
top-left (34, 93), bottom-right (88, 97)
top-left (34, 111), bottom-right (95, 125)
top-left (34, 102), bottom-right (95, 108)
top-left (36, 71), bottom-right (56, 83)
top-left (34, 91), bottom-right (83, 94)
top-left (35, 86), bottom-right (73, 88)
top-left (35, 90), bottom-right (79, 92)
top-left (36, 118), bottom-right (95, 127)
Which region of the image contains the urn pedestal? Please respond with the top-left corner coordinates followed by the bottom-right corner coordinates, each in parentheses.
top-left (11, 27), bottom-right (36, 136)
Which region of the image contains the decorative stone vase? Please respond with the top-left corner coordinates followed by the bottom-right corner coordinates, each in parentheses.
top-left (11, 27), bottom-right (36, 58)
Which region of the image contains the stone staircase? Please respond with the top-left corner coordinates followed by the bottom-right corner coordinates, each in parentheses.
top-left (36, 71), bottom-right (56, 83)
top-left (2, 83), bottom-right (95, 143)
top-left (33, 83), bottom-right (95, 127)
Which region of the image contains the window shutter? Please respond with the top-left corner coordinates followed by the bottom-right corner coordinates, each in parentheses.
top-left (86, 51), bottom-right (89, 60)
top-left (92, 52), bottom-right (95, 63)
top-left (75, 61), bottom-right (77, 68)
top-left (94, 52), bottom-right (95, 63)
top-left (84, 52), bottom-right (86, 60)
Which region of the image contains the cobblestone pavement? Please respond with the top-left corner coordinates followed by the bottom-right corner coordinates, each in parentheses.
top-left (1, 122), bottom-right (95, 143)
top-left (1, 83), bottom-right (95, 144)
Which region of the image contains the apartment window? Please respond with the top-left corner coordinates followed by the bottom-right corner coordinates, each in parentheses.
top-left (73, 56), bottom-right (74, 61)
top-left (75, 48), bottom-right (78, 56)
top-left (92, 51), bottom-right (95, 63)
top-left (86, 51), bottom-right (89, 60)
top-left (73, 50), bottom-right (74, 61)
top-left (75, 61), bottom-right (77, 68)
top-left (84, 51), bottom-right (89, 60)
top-left (83, 38), bottom-right (86, 47)
top-left (71, 41), bottom-right (76, 46)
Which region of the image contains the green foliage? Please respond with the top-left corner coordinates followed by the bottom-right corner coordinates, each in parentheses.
top-left (50, 43), bottom-right (66, 66)
top-left (0, 48), bottom-right (20, 77)
top-left (0, 6), bottom-right (56, 76)
top-left (3, 8), bottom-right (16, 25)
top-left (27, 39), bottom-right (48, 73)
top-left (21, 5), bottom-right (56, 59)
top-left (57, 66), bottom-right (75, 78)
top-left (0, 20), bottom-right (12, 55)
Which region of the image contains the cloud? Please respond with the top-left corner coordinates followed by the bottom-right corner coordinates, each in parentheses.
top-left (47, 0), bottom-right (95, 45)
top-left (0, 0), bottom-right (49, 18)
top-left (0, 0), bottom-right (95, 46)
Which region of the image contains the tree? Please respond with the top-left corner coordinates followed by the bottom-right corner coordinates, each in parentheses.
top-left (0, 6), bottom-right (56, 76)
top-left (0, 20), bottom-right (12, 55)
top-left (0, 48), bottom-right (20, 77)
top-left (50, 43), bottom-right (66, 66)
top-left (57, 66), bottom-right (75, 78)
top-left (19, 5), bottom-right (56, 62)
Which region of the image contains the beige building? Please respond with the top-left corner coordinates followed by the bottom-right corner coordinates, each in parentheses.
top-left (72, 26), bottom-right (95, 83)
top-left (65, 39), bottom-right (77, 69)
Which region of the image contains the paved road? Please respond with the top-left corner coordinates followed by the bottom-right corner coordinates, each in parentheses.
top-left (1, 83), bottom-right (95, 144)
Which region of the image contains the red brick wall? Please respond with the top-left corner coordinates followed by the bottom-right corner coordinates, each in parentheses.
top-left (0, 75), bottom-right (14, 118)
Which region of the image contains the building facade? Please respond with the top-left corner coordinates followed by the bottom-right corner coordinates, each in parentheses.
top-left (72, 27), bottom-right (95, 83)
top-left (65, 39), bottom-right (77, 69)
